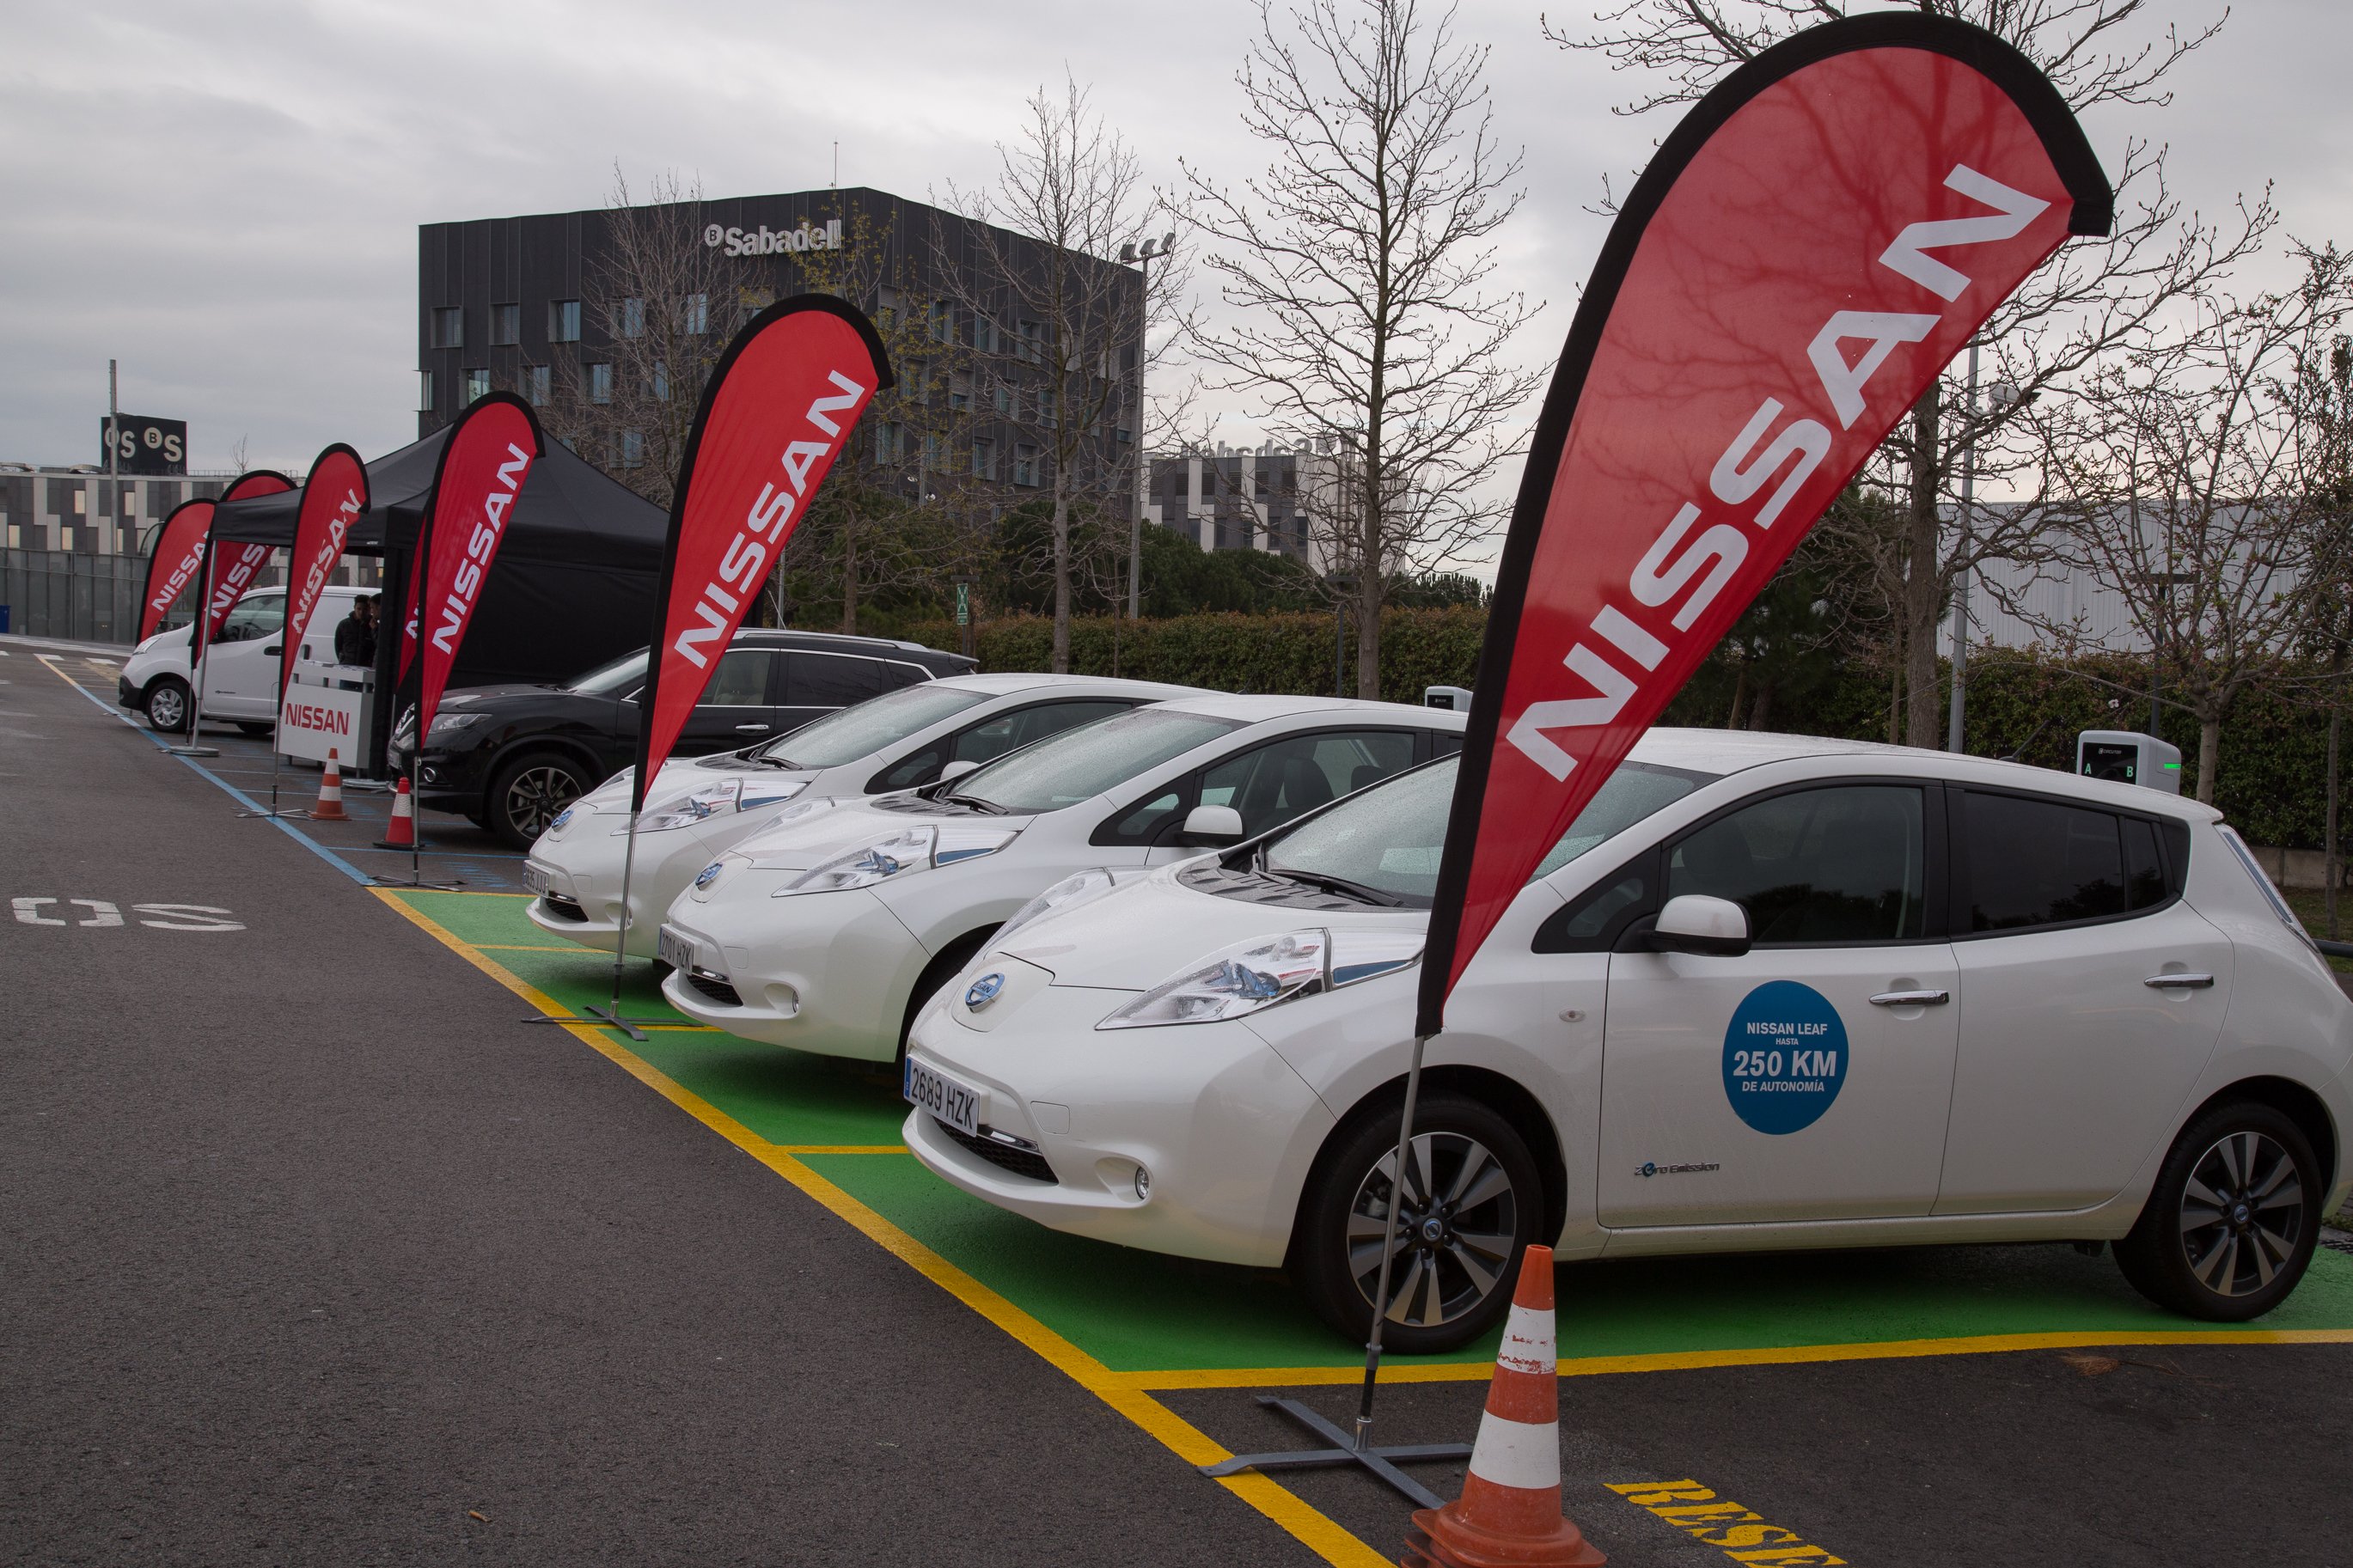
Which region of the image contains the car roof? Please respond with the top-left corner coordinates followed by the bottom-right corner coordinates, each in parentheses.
top-left (1632, 726), bottom-right (2222, 822)
top-left (932, 672), bottom-right (1208, 699)
top-left (735, 628), bottom-right (974, 670)
top-left (1151, 692), bottom-right (1469, 728)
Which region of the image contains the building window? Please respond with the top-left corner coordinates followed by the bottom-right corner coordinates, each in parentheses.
top-left (490, 303), bottom-right (520, 346)
top-left (877, 285), bottom-right (901, 330)
top-left (949, 375), bottom-right (969, 412)
top-left (972, 440), bottom-right (996, 481)
top-left (418, 370), bottom-right (436, 412)
top-left (973, 316), bottom-right (999, 354)
top-left (548, 299), bottom-right (581, 343)
top-left (683, 293), bottom-right (708, 335)
top-left (620, 430), bottom-right (645, 468)
top-left (1019, 321), bottom-right (1043, 364)
top-left (525, 365), bottom-right (549, 406)
top-left (872, 421), bottom-right (901, 466)
top-left (1013, 444), bottom-right (1039, 487)
top-left (923, 433), bottom-right (943, 470)
top-left (461, 368), bottom-right (491, 405)
top-left (929, 302), bottom-right (953, 344)
top-left (431, 306), bottom-right (463, 349)
top-left (993, 382), bottom-right (1011, 417)
top-left (653, 361), bottom-right (669, 402)
top-left (589, 363), bottom-right (613, 404)
top-left (619, 297), bottom-right (645, 339)
top-left (1037, 387), bottom-right (1056, 428)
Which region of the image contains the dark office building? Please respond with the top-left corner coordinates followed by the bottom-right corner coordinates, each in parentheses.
top-left (416, 186), bottom-right (1142, 502)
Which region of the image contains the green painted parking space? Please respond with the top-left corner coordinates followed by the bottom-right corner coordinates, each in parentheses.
top-left (397, 889), bottom-right (2353, 1381)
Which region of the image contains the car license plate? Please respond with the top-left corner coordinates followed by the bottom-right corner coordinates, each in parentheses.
top-left (657, 924), bottom-right (699, 973)
top-left (522, 863), bottom-right (550, 898)
top-left (904, 1057), bottom-right (985, 1138)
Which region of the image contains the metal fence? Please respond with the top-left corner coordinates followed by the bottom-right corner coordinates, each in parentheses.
top-left (0, 551), bottom-right (145, 644)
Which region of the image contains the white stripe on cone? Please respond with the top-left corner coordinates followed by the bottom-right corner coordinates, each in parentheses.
top-left (1494, 1302), bottom-right (1556, 1376)
top-left (1464, 1411), bottom-right (1561, 1492)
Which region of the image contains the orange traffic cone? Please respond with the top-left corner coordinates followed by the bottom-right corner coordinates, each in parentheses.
top-left (1403, 1246), bottom-right (1604, 1568)
top-left (309, 748), bottom-right (349, 821)
top-left (375, 775), bottom-right (417, 850)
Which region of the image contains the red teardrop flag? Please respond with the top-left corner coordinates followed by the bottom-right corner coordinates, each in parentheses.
top-left (278, 447), bottom-right (370, 706)
top-left (181, 470), bottom-right (294, 667)
top-left (413, 394), bottom-right (542, 738)
top-left (630, 296), bottom-right (892, 810)
top-left (1417, 15), bottom-right (2112, 1036)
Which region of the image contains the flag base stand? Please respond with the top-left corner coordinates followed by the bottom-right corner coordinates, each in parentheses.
top-left (1199, 1395), bottom-right (1469, 1510)
top-left (371, 870), bottom-right (463, 890)
top-left (236, 806), bottom-right (308, 819)
top-left (521, 1004), bottom-right (655, 1043)
top-left (162, 743), bottom-right (219, 757)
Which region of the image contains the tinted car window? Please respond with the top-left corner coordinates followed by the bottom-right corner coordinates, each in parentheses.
top-left (1200, 730), bottom-right (1416, 839)
top-left (959, 707), bottom-right (1242, 815)
top-left (569, 650), bottom-right (648, 696)
top-left (2122, 816), bottom-right (2168, 910)
top-left (761, 682), bottom-right (991, 769)
top-left (703, 649), bottom-right (777, 706)
top-left (871, 699), bottom-right (1135, 792)
top-left (1961, 791), bottom-right (2140, 931)
top-left (1670, 784), bottom-right (1926, 944)
top-left (787, 652), bottom-right (914, 707)
top-left (218, 596), bottom-right (285, 642)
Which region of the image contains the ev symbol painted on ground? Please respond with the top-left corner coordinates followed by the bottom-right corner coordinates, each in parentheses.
top-left (1722, 979), bottom-right (1847, 1134)
top-left (10, 898), bottom-right (244, 931)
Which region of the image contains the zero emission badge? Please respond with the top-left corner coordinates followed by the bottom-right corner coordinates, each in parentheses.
top-left (1722, 979), bottom-right (1847, 1135)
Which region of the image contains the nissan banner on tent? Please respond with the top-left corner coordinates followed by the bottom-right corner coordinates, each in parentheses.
top-left (1418, 14), bottom-right (2111, 1035)
top-left (411, 394), bottom-right (543, 739)
top-left (278, 446), bottom-right (370, 707)
top-left (629, 296), bottom-right (893, 810)
top-left (183, 471), bottom-right (295, 668)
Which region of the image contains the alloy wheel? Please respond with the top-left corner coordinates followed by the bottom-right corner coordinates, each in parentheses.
top-left (1345, 1130), bottom-right (1519, 1328)
top-left (504, 766), bottom-right (582, 839)
top-left (2179, 1129), bottom-right (2306, 1297)
top-left (149, 685), bottom-right (186, 731)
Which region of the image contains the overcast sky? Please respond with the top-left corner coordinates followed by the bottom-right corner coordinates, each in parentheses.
top-left (4, 0), bottom-right (2346, 495)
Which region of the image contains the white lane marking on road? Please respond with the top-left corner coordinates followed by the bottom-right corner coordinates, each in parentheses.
top-left (12, 897), bottom-right (64, 925)
top-left (71, 900), bottom-right (123, 927)
top-left (9, 897), bottom-right (243, 931)
top-left (131, 903), bottom-right (245, 931)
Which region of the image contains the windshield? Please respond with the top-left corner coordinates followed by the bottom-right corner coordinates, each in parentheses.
top-left (756, 682), bottom-right (990, 767)
top-left (954, 707), bottom-right (1243, 815)
top-left (569, 650), bottom-right (649, 697)
top-left (1261, 754), bottom-right (1714, 906)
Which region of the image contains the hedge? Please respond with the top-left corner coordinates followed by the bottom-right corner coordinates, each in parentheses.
top-left (899, 612), bottom-right (2348, 850)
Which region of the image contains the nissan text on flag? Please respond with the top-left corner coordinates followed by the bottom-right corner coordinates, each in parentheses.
top-left (526, 673), bottom-right (1205, 956)
top-left (657, 695), bottom-right (1467, 1061)
top-left (903, 733), bottom-right (2353, 1351)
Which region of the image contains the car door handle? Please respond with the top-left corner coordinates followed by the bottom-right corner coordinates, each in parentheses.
top-left (1869, 989), bottom-right (1950, 1007)
top-left (261, 644), bottom-right (281, 656)
top-left (734, 723), bottom-right (770, 732)
top-left (2144, 973), bottom-right (2215, 989)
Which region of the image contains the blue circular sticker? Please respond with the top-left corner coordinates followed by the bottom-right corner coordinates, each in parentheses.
top-left (1722, 980), bottom-right (1848, 1135)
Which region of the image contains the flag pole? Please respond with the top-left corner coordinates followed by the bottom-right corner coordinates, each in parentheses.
top-left (162, 542), bottom-right (219, 758)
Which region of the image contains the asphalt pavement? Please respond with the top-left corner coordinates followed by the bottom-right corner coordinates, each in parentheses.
top-left (0, 646), bottom-right (1322, 1566)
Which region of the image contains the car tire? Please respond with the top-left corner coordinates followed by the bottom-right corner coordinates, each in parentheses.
top-left (2115, 1100), bottom-right (2320, 1321)
top-left (235, 721), bottom-right (273, 737)
top-left (487, 751), bottom-right (594, 850)
top-left (1290, 1089), bottom-right (1543, 1355)
top-left (144, 676), bottom-right (193, 734)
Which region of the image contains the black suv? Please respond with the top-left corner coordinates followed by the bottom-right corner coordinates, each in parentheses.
top-left (391, 629), bottom-right (975, 846)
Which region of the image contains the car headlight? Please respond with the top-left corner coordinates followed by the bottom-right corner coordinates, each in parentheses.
top-left (429, 711), bottom-right (488, 739)
top-left (985, 867), bottom-right (1119, 955)
top-left (1097, 928), bottom-right (1425, 1030)
top-left (773, 823), bottom-right (1019, 897)
top-left (635, 779), bottom-right (744, 833)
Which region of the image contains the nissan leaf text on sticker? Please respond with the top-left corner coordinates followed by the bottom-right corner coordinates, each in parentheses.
top-left (658, 695), bottom-right (1469, 1061)
top-left (901, 730), bottom-right (2353, 1353)
top-left (525, 673), bottom-right (1205, 956)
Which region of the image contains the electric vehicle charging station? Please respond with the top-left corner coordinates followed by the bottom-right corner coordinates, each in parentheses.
top-left (2075, 729), bottom-right (2184, 794)
top-left (1424, 685), bottom-right (1472, 711)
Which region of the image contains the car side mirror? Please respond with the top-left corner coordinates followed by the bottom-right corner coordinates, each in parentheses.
top-left (938, 758), bottom-right (981, 784)
top-left (1649, 894), bottom-right (1751, 957)
top-left (1177, 803), bottom-right (1245, 845)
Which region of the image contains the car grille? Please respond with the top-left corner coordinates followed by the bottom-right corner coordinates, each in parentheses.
top-left (685, 971), bottom-right (743, 1007)
top-left (935, 1120), bottom-right (1057, 1184)
top-left (538, 894), bottom-right (588, 923)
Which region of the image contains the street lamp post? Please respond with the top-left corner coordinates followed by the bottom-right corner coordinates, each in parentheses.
top-left (1947, 351), bottom-right (2019, 754)
top-left (1116, 233), bottom-right (1173, 621)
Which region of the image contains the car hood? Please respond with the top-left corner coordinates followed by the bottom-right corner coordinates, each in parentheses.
top-left (991, 863), bottom-right (1429, 991)
top-left (581, 753), bottom-right (816, 813)
top-left (724, 794), bottom-right (1036, 873)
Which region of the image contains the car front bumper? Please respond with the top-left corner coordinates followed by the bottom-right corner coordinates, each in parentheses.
top-left (116, 674), bottom-right (138, 709)
top-left (901, 979), bottom-right (1333, 1268)
top-left (656, 888), bottom-right (932, 1059)
top-left (523, 816), bottom-right (722, 957)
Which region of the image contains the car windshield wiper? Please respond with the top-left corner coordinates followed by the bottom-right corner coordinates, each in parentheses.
top-left (755, 753), bottom-right (799, 769)
top-left (1268, 869), bottom-right (1403, 906)
top-left (941, 791), bottom-right (1010, 815)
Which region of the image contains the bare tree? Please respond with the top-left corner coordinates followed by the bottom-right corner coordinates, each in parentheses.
top-left (1547, 0), bottom-right (2251, 747)
top-left (541, 168), bottom-right (753, 510)
top-left (1182, 0), bottom-right (1543, 699)
top-left (2037, 245), bottom-right (2353, 801)
top-left (938, 79), bottom-right (1178, 671)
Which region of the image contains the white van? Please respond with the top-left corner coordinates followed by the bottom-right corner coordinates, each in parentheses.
top-left (117, 586), bottom-right (368, 733)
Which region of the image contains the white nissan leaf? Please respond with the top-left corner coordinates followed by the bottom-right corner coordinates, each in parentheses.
top-left (657, 694), bottom-right (1469, 1059)
top-left (902, 730), bottom-right (2353, 1352)
top-left (523, 673), bottom-right (1202, 956)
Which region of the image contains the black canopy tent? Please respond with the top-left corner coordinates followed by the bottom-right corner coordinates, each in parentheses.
top-left (211, 427), bottom-right (668, 776)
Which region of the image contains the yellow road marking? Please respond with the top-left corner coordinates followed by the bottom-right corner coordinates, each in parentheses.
top-left (1609, 1477), bottom-right (1844, 1565)
top-left (779, 1144), bottom-right (911, 1155)
top-left (1120, 1325), bottom-right (2353, 1390)
top-left (370, 887), bottom-right (1384, 1568)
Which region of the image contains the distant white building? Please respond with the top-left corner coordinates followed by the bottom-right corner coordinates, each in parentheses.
top-left (1144, 444), bottom-right (1354, 576)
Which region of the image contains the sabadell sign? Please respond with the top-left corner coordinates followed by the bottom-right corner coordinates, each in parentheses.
top-left (706, 219), bottom-right (843, 257)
